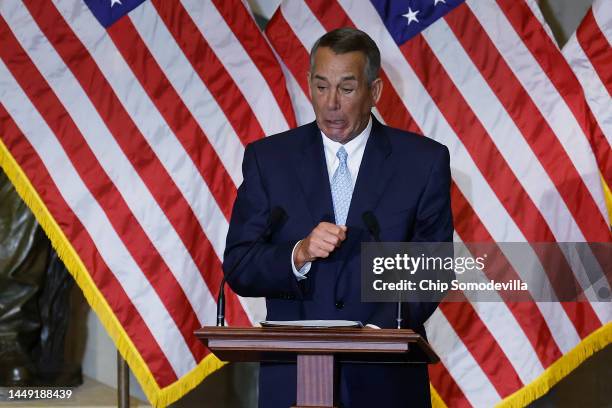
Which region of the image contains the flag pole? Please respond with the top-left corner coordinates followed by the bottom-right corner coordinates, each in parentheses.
top-left (117, 351), bottom-right (130, 408)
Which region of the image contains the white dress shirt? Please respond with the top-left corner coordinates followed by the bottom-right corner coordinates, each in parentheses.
top-left (291, 118), bottom-right (372, 280)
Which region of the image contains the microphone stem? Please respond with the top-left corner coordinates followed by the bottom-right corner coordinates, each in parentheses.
top-left (217, 279), bottom-right (226, 326)
top-left (217, 206), bottom-right (286, 328)
top-left (396, 302), bottom-right (402, 329)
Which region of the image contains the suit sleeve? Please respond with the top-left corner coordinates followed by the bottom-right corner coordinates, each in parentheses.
top-left (223, 143), bottom-right (304, 299)
top-left (409, 144), bottom-right (453, 327)
top-left (412, 145), bottom-right (453, 243)
top-left (368, 145), bottom-right (453, 330)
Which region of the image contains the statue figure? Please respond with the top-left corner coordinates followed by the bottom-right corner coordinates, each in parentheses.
top-left (0, 170), bottom-right (81, 386)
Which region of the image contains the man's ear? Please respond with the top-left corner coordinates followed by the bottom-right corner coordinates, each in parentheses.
top-left (370, 78), bottom-right (383, 104)
top-left (306, 70), bottom-right (312, 99)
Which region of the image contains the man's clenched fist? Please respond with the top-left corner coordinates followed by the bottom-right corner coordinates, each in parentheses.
top-left (293, 222), bottom-right (347, 269)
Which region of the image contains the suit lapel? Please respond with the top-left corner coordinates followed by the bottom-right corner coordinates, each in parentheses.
top-left (345, 117), bottom-right (393, 229)
top-left (293, 118), bottom-right (393, 228)
top-left (294, 122), bottom-right (335, 225)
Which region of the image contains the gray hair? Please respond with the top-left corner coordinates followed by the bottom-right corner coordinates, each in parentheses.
top-left (309, 28), bottom-right (381, 86)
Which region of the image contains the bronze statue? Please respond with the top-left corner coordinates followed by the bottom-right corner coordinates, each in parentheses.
top-left (0, 170), bottom-right (81, 386)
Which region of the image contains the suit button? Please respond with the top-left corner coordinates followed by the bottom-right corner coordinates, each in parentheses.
top-left (335, 301), bottom-right (344, 309)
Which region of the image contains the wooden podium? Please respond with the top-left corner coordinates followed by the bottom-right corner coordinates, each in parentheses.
top-left (195, 326), bottom-right (439, 408)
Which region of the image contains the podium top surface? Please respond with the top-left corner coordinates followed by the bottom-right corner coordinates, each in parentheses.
top-left (195, 326), bottom-right (439, 364)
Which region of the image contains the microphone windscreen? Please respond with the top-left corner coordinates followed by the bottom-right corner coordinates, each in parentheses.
top-left (362, 211), bottom-right (380, 236)
top-left (269, 206), bottom-right (287, 228)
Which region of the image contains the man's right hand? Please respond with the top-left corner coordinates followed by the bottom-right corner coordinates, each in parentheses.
top-left (293, 222), bottom-right (347, 270)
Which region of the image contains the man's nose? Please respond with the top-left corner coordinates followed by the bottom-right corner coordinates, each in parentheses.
top-left (326, 89), bottom-right (340, 110)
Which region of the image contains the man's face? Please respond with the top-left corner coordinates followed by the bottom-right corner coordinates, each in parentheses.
top-left (308, 47), bottom-right (382, 143)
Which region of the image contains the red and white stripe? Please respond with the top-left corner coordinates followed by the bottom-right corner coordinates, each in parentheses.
top-left (562, 0), bottom-right (612, 158)
top-left (0, 0), bottom-right (292, 398)
top-left (266, 0), bottom-right (611, 406)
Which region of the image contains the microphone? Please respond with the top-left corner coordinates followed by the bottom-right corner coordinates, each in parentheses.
top-left (362, 211), bottom-right (403, 329)
top-left (362, 211), bottom-right (380, 242)
top-left (217, 206), bottom-right (288, 326)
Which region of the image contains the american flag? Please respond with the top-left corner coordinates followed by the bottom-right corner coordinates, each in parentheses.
top-left (266, 0), bottom-right (611, 407)
top-left (1, 1), bottom-right (611, 408)
top-left (0, 0), bottom-right (287, 406)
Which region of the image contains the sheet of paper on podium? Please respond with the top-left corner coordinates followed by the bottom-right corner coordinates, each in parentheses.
top-left (260, 320), bottom-right (363, 328)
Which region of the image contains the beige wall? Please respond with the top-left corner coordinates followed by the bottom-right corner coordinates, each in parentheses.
top-left (539, 0), bottom-right (592, 45)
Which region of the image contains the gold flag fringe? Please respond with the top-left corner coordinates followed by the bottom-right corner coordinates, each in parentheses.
top-left (601, 173), bottom-right (612, 226)
top-left (430, 383), bottom-right (449, 408)
top-left (497, 322), bottom-right (611, 407)
top-left (430, 322), bottom-right (611, 407)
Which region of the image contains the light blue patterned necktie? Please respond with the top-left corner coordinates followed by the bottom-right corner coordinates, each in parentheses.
top-left (331, 147), bottom-right (352, 225)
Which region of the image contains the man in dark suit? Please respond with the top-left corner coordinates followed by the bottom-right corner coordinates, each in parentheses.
top-left (223, 28), bottom-right (452, 408)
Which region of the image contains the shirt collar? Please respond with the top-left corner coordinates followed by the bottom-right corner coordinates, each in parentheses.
top-left (320, 116), bottom-right (372, 159)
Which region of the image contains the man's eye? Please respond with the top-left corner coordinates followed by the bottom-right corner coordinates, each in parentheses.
top-left (317, 86), bottom-right (327, 91)
top-left (341, 88), bottom-right (354, 94)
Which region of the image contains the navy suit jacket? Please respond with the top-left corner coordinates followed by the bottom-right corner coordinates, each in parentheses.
top-left (223, 117), bottom-right (453, 407)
